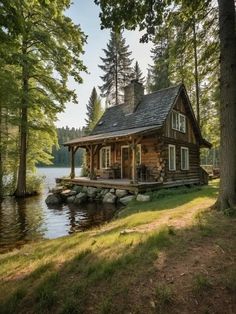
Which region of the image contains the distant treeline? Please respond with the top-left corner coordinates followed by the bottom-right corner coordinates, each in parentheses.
top-left (38, 127), bottom-right (85, 167)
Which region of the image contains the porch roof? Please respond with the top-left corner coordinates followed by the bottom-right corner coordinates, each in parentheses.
top-left (64, 125), bottom-right (160, 146)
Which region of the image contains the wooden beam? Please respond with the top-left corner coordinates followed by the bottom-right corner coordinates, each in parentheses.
top-left (134, 135), bottom-right (143, 145)
top-left (93, 144), bottom-right (99, 155)
top-left (131, 139), bottom-right (138, 183)
top-left (70, 147), bottom-right (75, 179)
top-left (89, 145), bottom-right (95, 179)
top-left (74, 146), bottom-right (80, 153)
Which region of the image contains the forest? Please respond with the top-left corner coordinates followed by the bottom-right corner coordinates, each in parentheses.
top-left (37, 127), bottom-right (85, 168)
top-left (0, 0), bottom-right (235, 205)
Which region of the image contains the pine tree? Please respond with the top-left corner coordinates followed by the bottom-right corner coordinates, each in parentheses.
top-left (99, 31), bottom-right (133, 106)
top-left (132, 61), bottom-right (145, 84)
top-left (0, 1), bottom-right (86, 197)
top-left (82, 87), bottom-right (103, 176)
top-left (148, 30), bottom-right (171, 91)
top-left (85, 87), bottom-right (103, 134)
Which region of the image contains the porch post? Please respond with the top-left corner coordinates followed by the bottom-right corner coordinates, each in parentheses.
top-left (89, 145), bottom-right (94, 179)
top-left (131, 139), bottom-right (138, 183)
top-left (70, 146), bottom-right (75, 179)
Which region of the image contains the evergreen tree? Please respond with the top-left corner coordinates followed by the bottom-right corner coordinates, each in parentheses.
top-left (0, 0), bottom-right (86, 197)
top-left (132, 61), bottom-right (145, 84)
top-left (148, 28), bottom-right (171, 91)
top-left (85, 87), bottom-right (103, 134)
top-left (82, 87), bottom-right (103, 176)
top-left (99, 31), bottom-right (133, 106)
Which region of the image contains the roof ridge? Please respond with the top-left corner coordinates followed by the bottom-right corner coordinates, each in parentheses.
top-left (144, 83), bottom-right (182, 97)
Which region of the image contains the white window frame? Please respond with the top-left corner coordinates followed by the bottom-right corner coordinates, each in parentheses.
top-left (172, 110), bottom-right (179, 131)
top-left (172, 110), bottom-right (186, 133)
top-left (100, 146), bottom-right (111, 169)
top-left (168, 144), bottom-right (176, 171)
top-left (179, 113), bottom-right (186, 133)
top-left (181, 147), bottom-right (189, 170)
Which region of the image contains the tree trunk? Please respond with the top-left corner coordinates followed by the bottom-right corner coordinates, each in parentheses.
top-left (0, 103), bottom-right (3, 198)
top-left (15, 106), bottom-right (28, 197)
top-left (193, 17), bottom-right (200, 125)
top-left (115, 50), bottom-right (118, 105)
top-left (15, 43), bottom-right (28, 197)
top-left (216, 0), bottom-right (236, 210)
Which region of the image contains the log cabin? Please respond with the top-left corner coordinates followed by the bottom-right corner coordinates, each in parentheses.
top-left (64, 81), bottom-right (211, 191)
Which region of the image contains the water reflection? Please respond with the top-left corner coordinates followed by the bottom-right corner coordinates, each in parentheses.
top-left (0, 168), bottom-right (120, 252)
top-left (0, 196), bottom-right (46, 252)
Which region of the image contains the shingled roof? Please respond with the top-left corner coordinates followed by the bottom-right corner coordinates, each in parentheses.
top-left (64, 83), bottom-right (211, 148)
top-left (91, 84), bottom-right (181, 135)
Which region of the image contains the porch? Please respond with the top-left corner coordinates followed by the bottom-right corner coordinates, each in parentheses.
top-left (56, 176), bottom-right (201, 193)
top-left (56, 177), bottom-right (163, 193)
top-left (64, 126), bottom-right (162, 184)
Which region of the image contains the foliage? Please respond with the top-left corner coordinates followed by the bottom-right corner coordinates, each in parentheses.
top-left (0, 0), bottom-right (86, 196)
top-left (26, 174), bottom-right (45, 195)
top-left (99, 31), bottom-right (133, 106)
top-left (132, 61), bottom-right (145, 84)
top-left (37, 127), bottom-right (85, 168)
top-left (85, 87), bottom-right (103, 134)
top-left (149, 1), bottom-right (219, 145)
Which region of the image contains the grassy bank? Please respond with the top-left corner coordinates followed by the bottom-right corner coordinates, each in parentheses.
top-left (0, 180), bottom-right (236, 314)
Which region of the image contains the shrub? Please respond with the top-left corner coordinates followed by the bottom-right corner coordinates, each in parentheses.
top-left (26, 173), bottom-right (45, 194)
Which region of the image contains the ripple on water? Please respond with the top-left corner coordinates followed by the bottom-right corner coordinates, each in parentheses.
top-left (0, 168), bottom-right (119, 252)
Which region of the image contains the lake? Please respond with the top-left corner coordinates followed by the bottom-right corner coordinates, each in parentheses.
top-left (0, 168), bottom-right (118, 253)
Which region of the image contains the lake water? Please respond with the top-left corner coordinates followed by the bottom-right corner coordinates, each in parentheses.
top-left (0, 168), bottom-right (118, 253)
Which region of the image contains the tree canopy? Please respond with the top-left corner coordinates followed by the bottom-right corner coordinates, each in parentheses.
top-left (0, 0), bottom-right (86, 196)
top-left (99, 31), bottom-right (133, 106)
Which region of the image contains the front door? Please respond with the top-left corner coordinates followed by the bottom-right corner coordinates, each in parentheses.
top-left (121, 147), bottom-right (130, 179)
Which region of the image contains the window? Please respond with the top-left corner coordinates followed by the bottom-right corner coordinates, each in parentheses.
top-left (172, 111), bottom-right (186, 133)
top-left (181, 147), bottom-right (189, 170)
top-left (136, 144), bottom-right (141, 165)
top-left (168, 145), bottom-right (176, 171)
top-left (179, 114), bottom-right (186, 132)
top-left (100, 146), bottom-right (111, 169)
top-left (172, 111), bottom-right (179, 130)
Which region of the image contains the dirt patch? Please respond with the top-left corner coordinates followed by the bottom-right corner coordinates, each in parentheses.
top-left (82, 212), bottom-right (236, 314)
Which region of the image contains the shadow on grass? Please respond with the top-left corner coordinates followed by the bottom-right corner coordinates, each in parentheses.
top-left (1, 207), bottom-right (235, 314)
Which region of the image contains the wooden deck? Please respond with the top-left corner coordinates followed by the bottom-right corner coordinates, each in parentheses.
top-left (56, 177), bottom-right (200, 193)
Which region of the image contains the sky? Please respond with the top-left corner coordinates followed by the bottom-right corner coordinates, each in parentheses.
top-left (56, 0), bottom-right (153, 129)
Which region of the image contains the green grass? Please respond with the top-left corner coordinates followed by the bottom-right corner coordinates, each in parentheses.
top-left (156, 283), bottom-right (174, 305)
top-left (192, 274), bottom-right (212, 294)
top-left (0, 180), bottom-right (235, 313)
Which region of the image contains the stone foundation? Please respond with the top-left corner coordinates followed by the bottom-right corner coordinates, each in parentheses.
top-left (45, 183), bottom-right (150, 206)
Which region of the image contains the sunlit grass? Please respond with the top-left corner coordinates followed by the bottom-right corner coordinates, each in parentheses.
top-left (2, 179), bottom-right (233, 314)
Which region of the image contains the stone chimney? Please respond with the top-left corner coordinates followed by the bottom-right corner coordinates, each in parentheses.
top-left (124, 80), bottom-right (144, 113)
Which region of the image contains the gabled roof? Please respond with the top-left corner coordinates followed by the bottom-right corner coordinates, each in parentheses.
top-left (64, 83), bottom-right (211, 148)
top-left (91, 84), bottom-right (181, 135)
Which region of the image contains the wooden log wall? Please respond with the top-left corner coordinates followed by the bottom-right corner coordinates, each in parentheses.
top-left (163, 96), bottom-right (197, 144)
top-left (160, 137), bottom-right (200, 182)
